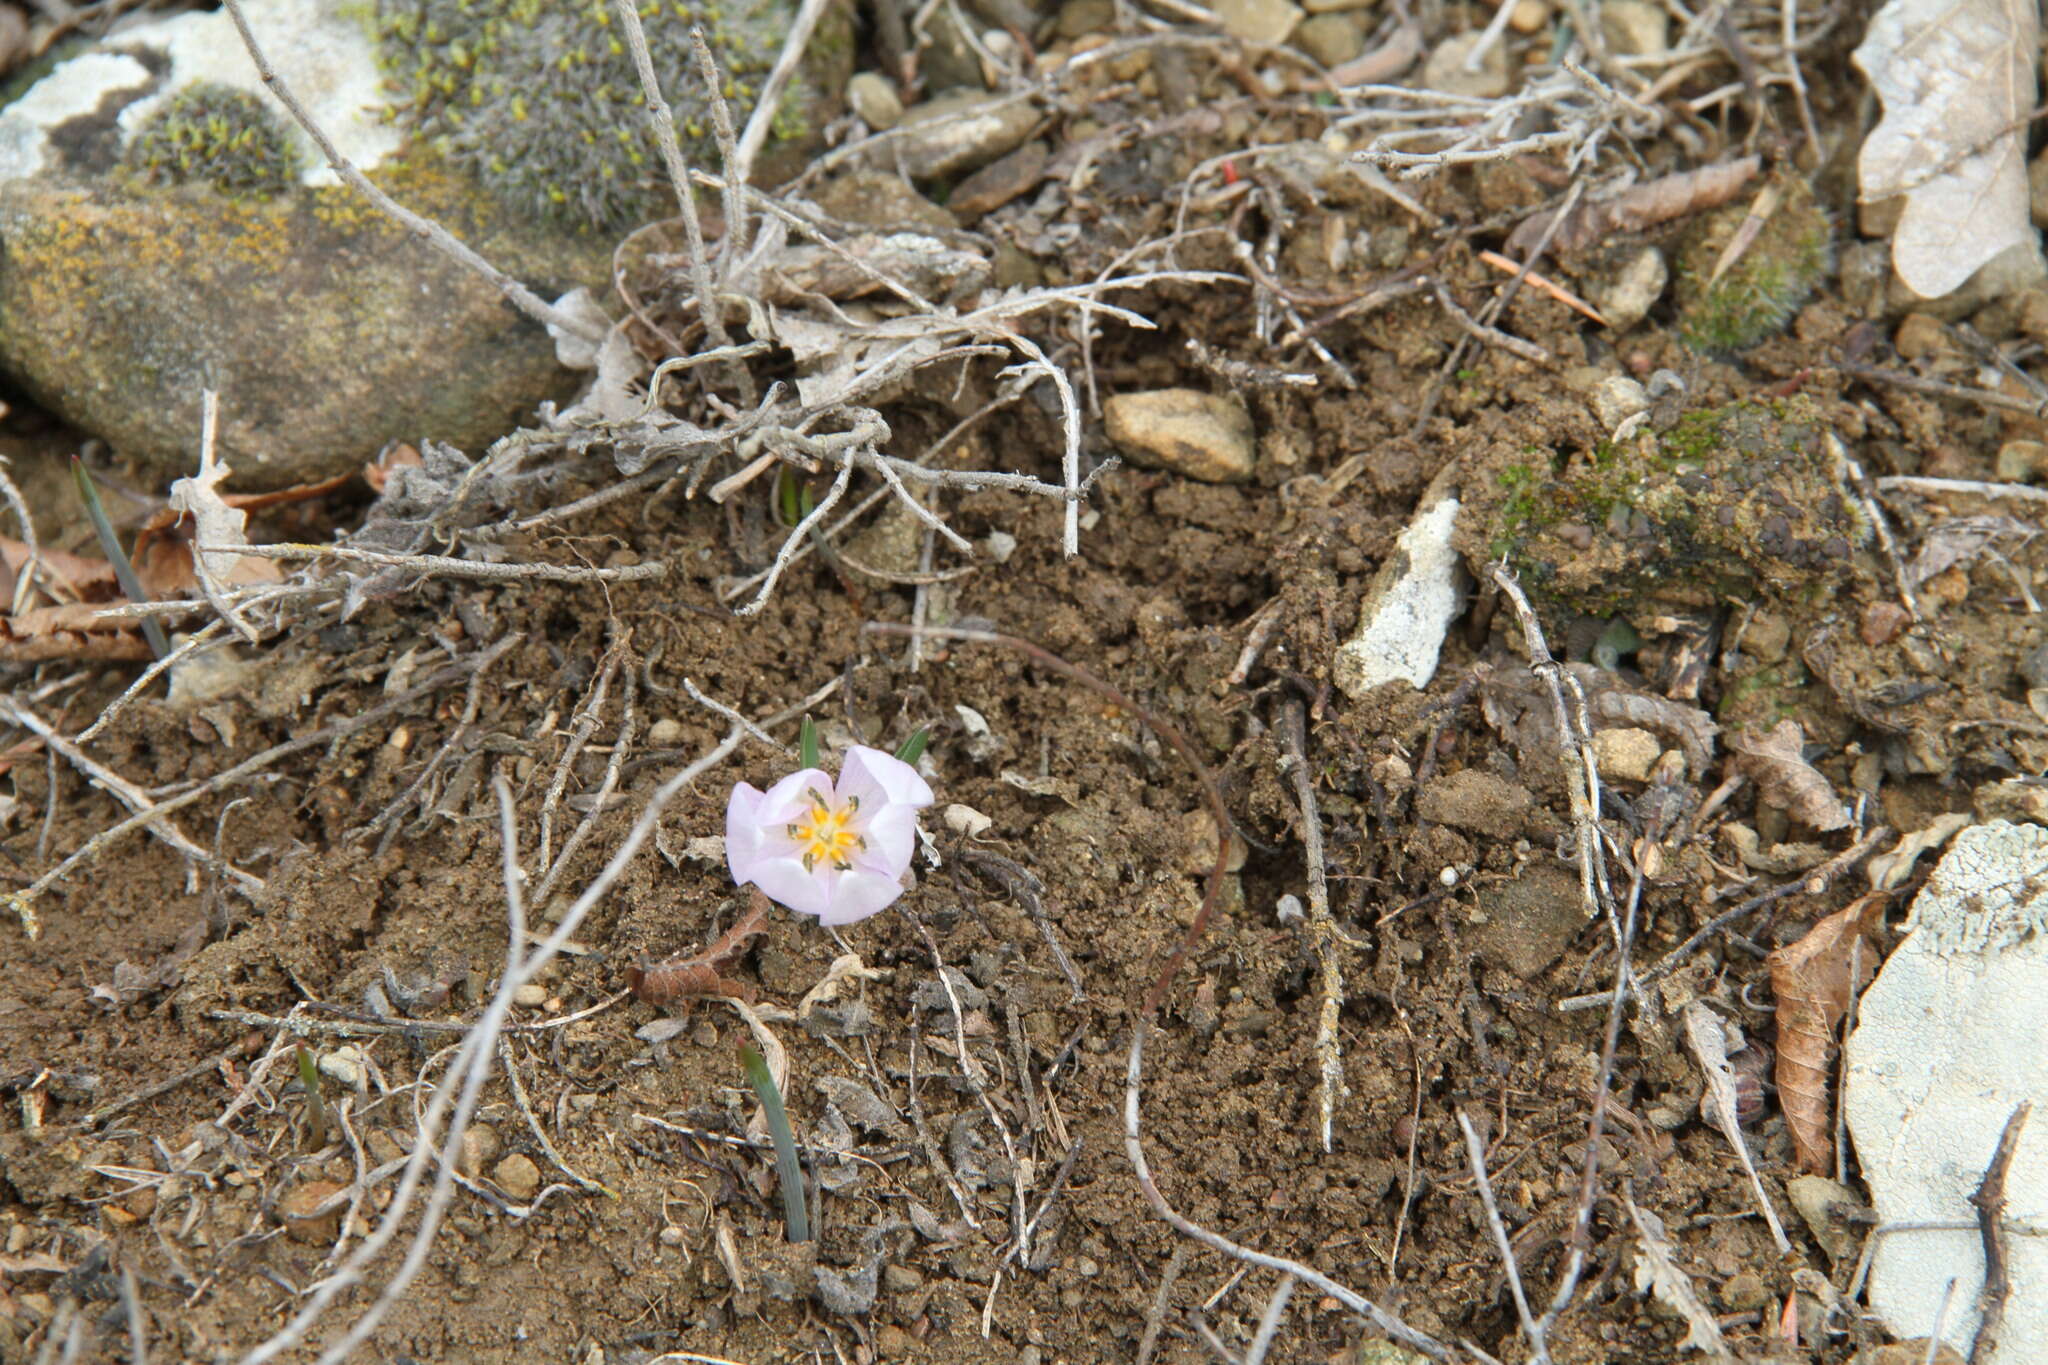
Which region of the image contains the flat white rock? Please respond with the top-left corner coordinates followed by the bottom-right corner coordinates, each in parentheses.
top-left (0, 0), bottom-right (397, 186)
top-left (1844, 820), bottom-right (2048, 1364)
top-left (1333, 496), bottom-right (1463, 695)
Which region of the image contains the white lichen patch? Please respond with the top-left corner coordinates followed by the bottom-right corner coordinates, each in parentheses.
top-left (0, 52), bottom-right (153, 180)
top-left (1, 0), bottom-right (397, 189)
top-left (1844, 821), bottom-right (2048, 1365)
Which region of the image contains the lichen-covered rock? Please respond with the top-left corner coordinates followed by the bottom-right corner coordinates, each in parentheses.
top-left (0, 0), bottom-right (850, 485)
top-left (0, 166), bottom-right (603, 486)
top-left (374, 0), bottom-right (853, 231)
top-left (1470, 396), bottom-right (1870, 619)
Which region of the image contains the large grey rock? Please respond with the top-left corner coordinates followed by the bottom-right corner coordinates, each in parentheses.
top-left (0, 0), bottom-right (610, 487)
top-left (1844, 821), bottom-right (2048, 1365)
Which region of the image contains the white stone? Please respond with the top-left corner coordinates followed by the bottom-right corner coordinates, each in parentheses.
top-left (1333, 496), bottom-right (1464, 696)
top-left (1844, 821), bottom-right (2048, 1365)
top-left (1590, 375), bottom-right (1649, 432)
top-left (0, 53), bottom-right (152, 180)
top-left (1, 0), bottom-right (401, 189)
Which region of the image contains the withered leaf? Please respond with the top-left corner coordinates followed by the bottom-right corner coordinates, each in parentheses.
top-left (1767, 894), bottom-right (1886, 1174)
top-left (1855, 0), bottom-right (2038, 298)
top-left (1730, 720), bottom-right (1850, 831)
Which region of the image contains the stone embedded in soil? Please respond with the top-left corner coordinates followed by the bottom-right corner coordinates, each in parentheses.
top-left (1420, 33), bottom-right (1509, 99)
top-left (945, 140), bottom-right (1050, 222)
top-left (1585, 245), bottom-right (1668, 334)
top-left (1996, 439), bottom-right (2048, 482)
top-left (1213, 0), bottom-right (1304, 44)
top-left (1415, 769), bottom-right (1532, 838)
top-left (847, 71), bottom-right (905, 130)
top-left (1590, 727), bottom-right (1660, 783)
top-left (1599, 0), bottom-right (1668, 55)
top-left (493, 1153), bottom-right (541, 1200)
top-left (1333, 495), bottom-right (1464, 696)
top-left (1589, 375), bottom-right (1649, 432)
top-left (889, 91), bottom-right (1040, 179)
top-left (1101, 388), bottom-right (1257, 483)
top-left (1294, 13), bottom-right (1365, 67)
top-left (1475, 396), bottom-right (1869, 620)
top-left (279, 1180), bottom-right (346, 1244)
top-left (1787, 1173), bottom-right (1864, 1265)
top-left (1473, 860), bottom-right (1583, 979)
top-left (1844, 821), bottom-right (2048, 1364)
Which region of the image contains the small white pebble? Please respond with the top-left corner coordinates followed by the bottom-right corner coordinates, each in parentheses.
top-left (512, 984), bottom-right (547, 1008)
top-left (1276, 893), bottom-right (1305, 924)
top-left (1439, 866), bottom-right (1459, 886)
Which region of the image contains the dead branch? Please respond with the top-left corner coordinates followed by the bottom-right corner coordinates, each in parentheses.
top-left (1459, 1110), bottom-right (1551, 1364)
top-left (1967, 1102), bottom-right (2032, 1362)
top-left (1280, 700), bottom-right (1346, 1154)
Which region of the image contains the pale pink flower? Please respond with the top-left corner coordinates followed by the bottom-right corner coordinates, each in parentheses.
top-left (725, 746), bottom-right (935, 925)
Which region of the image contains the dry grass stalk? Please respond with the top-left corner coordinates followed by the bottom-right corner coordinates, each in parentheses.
top-left (1280, 701), bottom-right (1345, 1154)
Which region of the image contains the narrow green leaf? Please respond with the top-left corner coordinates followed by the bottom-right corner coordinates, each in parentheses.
top-left (70, 457), bottom-right (170, 660)
top-left (893, 727), bottom-right (929, 766)
top-left (739, 1042), bottom-right (810, 1242)
top-left (776, 467), bottom-right (801, 527)
top-left (799, 715), bottom-right (820, 771)
top-left (295, 1046), bottom-right (328, 1152)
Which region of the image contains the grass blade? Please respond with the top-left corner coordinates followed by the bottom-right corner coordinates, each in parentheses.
top-left (739, 1042), bottom-right (809, 1242)
top-left (70, 457), bottom-right (170, 660)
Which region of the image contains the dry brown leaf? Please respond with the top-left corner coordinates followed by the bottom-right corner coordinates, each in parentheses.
top-left (626, 890), bottom-right (768, 1005)
top-left (1854, 0), bottom-right (2038, 298)
top-left (1768, 894), bottom-right (1886, 1174)
top-left (1507, 157), bottom-right (1760, 258)
top-left (1730, 720), bottom-right (1850, 831)
top-left (0, 603), bottom-right (152, 663)
top-left (0, 538), bottom-right (122, 598)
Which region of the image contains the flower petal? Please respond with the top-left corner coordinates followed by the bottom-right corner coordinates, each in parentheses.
top-left (725, 782), bottom-right (772, 885)
top-left (852, 804), bottom-right (918, 880)
top-left (815, 867), bottom-right (908, 925)
top-left (747, 854), bottom-right (834, 918)
top-left (752, 767), bottom-right (836, 826)
top-left (837, 746), bottom-right (934, 813)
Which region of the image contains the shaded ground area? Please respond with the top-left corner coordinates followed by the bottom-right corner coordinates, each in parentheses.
top-left (4, 5), bottom-right (2048, 1364)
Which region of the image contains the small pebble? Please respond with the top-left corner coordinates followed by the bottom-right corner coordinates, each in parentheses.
top-left (512, 983), bottom-right (547, 1008)
top-left (493, 1153), bottom-right (541, 1201)
top-left (279, 1180), bottom-right (347, 1244)
top-left (1599, 0), bottom-right (1668, 55)
top-left (1860, 599), bottom-right (1912, 647)
top-left (1508, 0), bottom-right (1549, 31)
top-left (1995, 439), bottom-right (2048, 483)
top-left (1892, 312), bottom-right (1949, 361)
top-left (1590, 727), bottom-right (1661, 783)
top-left (456, 1123), bottom-right (500, 1177)
top-left (647, 718), bottom-right (685, 747)
top-left (1420, 32), bottom-right (1508, 98)
top-left (846, 71), bottom-right (904, 131)
top-left (1293, 12), bottom-right (1363, 67)
top-left (1720, 1271), bottom-right (1770, 1313)
top-left (1212, 0), bottom-right (1303, 44)
top-left (1102, 389), bottom-right (1256, 483)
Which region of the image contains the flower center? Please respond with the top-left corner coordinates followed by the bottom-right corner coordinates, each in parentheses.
top-left (789, 789), bottom-right (863, 872)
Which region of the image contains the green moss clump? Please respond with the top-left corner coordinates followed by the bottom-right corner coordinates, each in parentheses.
top-left (1674, 173), bottom-right (1833, 354)
top-left (124, 83), bottom-right (300, 198)
top-left (374, 0), bottom-right (821, 232)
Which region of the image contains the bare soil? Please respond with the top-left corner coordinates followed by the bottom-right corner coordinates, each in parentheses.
top-left (4, 12), bottom-right (2045, 1365)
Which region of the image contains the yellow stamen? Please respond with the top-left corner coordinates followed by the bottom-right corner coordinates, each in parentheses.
top-left (789, 792), bottom-right (861, 871)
